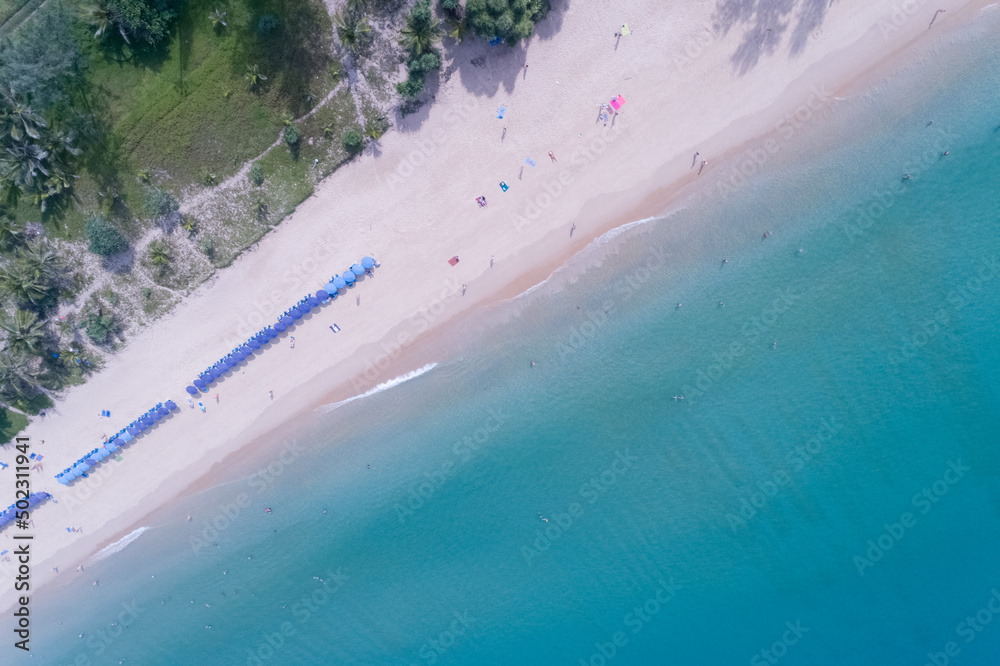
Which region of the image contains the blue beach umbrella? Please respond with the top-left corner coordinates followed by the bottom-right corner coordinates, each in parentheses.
top-left (193, 378), bottom-right (206, 389)
top-left (333, 276), bottom-right (348, 289)
top-left (298, 302), bottom-right (312, 314)
top-left (274, 322), bottom-right (286, 333)
top-left (289, 308), bottom-right (302, 319)
top-left (137, 421), bottom-right (148, 431)
top-left (279, 315), bottom-right (293, 325)
top-left (121, 432), bottom-right (133, 442)
top-left (248, 339), bottom-right (261, 350)
top-left (210, 366), bottom-right (222, 378)
top-left (107, 441), bottom-right (119, 452)
top-left (186, 385), bottom-right (199, 395)
top-left (141, 415), bottom-right (154, 426)
top-left (126, 425), bottom-right (140, 436)
top-left (351, 264), bottom-right (364, 276)
top-left (165, 400), bottom-right (177, 410)
top-left (317, 289), bottom-right (330, 302)
top-left (57, 477), bottom-right (69, 485)
top-left (342, 271), bottom-right (356, 284)
top-left (150, 411), bottom-right (161, 422)
top-left (324, 282), bottom-right (337, 293)
top-left (362, 257), bottom-right (375, 269)
top-left (240, 345), bottom-right (252, 356)
top-left (307, 296), bottom-right (320, 307)
top-left (157, 406), bottom-right (170, 417)
top-left (219, 360), bottom-right (231, 371)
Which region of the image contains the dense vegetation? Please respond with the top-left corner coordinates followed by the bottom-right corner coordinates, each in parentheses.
top-left (0, 0), bottom-right (564, 440)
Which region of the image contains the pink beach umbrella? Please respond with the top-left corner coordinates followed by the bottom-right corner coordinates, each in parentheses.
top-left (610, 95), bottom-right (626, 111)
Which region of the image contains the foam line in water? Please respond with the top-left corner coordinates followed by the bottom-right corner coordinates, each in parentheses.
top-left (320, 363), bottom-right (438, 413)
top-left (88, 526), bottom-right (149, 564)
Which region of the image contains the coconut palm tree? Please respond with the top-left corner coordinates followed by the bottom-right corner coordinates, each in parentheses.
top-left (147, 241), bottom-right (171, 269)
top-left (0, 219), bottom-right (26, 253)
top-left (0, 262), bottom-right (48, 307)
top-left (0, 99), bottom-right (46, 142)
top-left (209, 9), bottom-right (227, 29)
top-left (334, 10), bottom-right (372, 55)
top-left (0, 350), bottom-right (42, 405)
top-left (245, 64), bottom-right (267, 91)
top-left (400, 0), bottom-right (441, 56)
top-left (0, 309), bottom-right (46, 356)
top-left (17, 239), bottom-right (64, 286)
top-left (448, 17), bottom-right (468, 42)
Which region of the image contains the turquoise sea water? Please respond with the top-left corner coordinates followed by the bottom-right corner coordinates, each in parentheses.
top-left (22, 19), bottom-right (1000, 666)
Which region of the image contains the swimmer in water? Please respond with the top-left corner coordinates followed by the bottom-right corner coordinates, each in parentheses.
top-left (530, 361), bottom-right (535, 366)
top-left (265, 508), bottom-right (271, 513)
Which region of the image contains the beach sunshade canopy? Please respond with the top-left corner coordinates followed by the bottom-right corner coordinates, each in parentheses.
top-left (274, 322), bottom-right (287, 332)
top-left (333, 277), bottom-right (348, 289)
top-left (611, 95), bottom-right (626, 110)
top-left (298, 302), bottom-right (312, 314)
top-left (193, 378), bottom-right (206, 389)
top-left (107, 441), bottom-right (119, 452)
top-left (121, 432), bottom-right (133, 442)
top-left (324, 282), bottom-right (338, 294)
top-left (351, 264), bottom-right (365, 276)
top-left (157, 406), bottom-right (170, 417)
top-left (280, 315), bottom-right (294, 325)
top-left (362, 257), bottom-right (375, 269)
top-left (137, 421), bottom-right (148, 431)
top-left (254, 333), bottom-right (268, 344)
top-left (141, 415), bottom-right (155, 426)
top-left (126, 426), bottom-right (139, 436)
top-left (265, 327), bottom-right (277, 339)
top-left (248, 339), bottom-right (261, 350)
top-left (58, 477), bottom-right (69, 485)
top-left (150, 411), bottom-right (162, 422)
top-left (316, 290), bottom-right (329, 302)
top-left (240, 345), bottom-right (252, 356)
top-left (186, 385), bottom-right (199, 395)
top-left (307, 296), bottom-right (320, 307)
top-left (343, 271), bottom-right (356, 283)
top-left (289, 308), bottom-right (302, 319)
top-left (219, 360), bottom-right (231, 371)
top-left (211, 366), bottom-right (223, 378)
top-left (165, 400), bottom-right (177, 410)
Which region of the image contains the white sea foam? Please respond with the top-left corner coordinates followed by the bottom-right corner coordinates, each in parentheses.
top-left (511, 215), bottom-right (662, 302)
top-left (319, 363), bottom-right (438, 413)
top-left (88, 526), bottom-right (149, 564)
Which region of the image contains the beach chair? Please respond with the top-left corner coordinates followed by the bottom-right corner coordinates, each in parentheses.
top-left (500, 182), bottom-right (509, 192)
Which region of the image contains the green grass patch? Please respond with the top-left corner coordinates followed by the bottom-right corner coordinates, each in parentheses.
top-left (0, 408), bottom-right (28, 444)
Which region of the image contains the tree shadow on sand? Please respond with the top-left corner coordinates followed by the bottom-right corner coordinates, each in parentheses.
top-left (395, 0), bottom-right (568, 133)
top-left (714, 0), bottom-right (837, 76)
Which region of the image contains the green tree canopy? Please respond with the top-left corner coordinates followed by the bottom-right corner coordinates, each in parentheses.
top-left (465, 0), bottom-right (549, 43)
top-left (0, 1), bottom-right (82, 109)
top-left (0, 309), bottom-right (46, 356)
top-left (85, 0), bottom-right (177, 47)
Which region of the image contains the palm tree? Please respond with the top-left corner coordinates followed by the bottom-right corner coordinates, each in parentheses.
top-left (0, 262), bottom-right (48, 307)
top-left (245, 65), bottom-right (267, 91)
top-left (0, 219), bottom-right (26, 253)
top-left (0, 309), bottom-right (46, 356)
top-left (81, 0), bottom-right (128, 42)
top-left (400, 1), bottom-right (441, 56)
top-left (181, 215), bottom-right (198, 235)
top-left (448, 17), bottom-right (468, 42)
top-left (0, 350), bottom-right (42, 405)
top-left (0, 98), bottom-right (46, 142)
top-left (147, 241), bottom-right (171, 269)
top-left (209, 9), bottom-right (227, 29)
top-left (334, 10), bottom-right (372, 55)
top-left (17, 239), bottom-right (63, 285)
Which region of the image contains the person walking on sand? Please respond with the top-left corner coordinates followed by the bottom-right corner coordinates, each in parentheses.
top-left (490, 255), bottom-right (494, 268)
top-left (548, 151), bottom-right (557, 162)
top-left (356, 295), bottom-right (361, 306)
top-left (289, 336), bottom-right (295, 349)
top-left (570, 223), bottom-right (576, 237)
top-left (699, 159), bottom-right (707, 175)
top-left (692, 152), bottom-right (699, 168)
top-left (462, 283), bottom-right (467, 296)
top-left (268, 390), bottom-right (274, 400)
top-left (215, 393), bottom-right (219, 404)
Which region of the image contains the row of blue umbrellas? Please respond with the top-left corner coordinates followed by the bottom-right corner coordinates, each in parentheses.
top-left (55, 401), bottom-right (178, 485)
top-left (0, 492), bottom-right (51, 528)
top-left (185, 257), bottom-right (376, 397)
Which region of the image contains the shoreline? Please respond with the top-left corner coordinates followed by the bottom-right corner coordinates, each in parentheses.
top-left (1, 0), bottom-right (988, 611)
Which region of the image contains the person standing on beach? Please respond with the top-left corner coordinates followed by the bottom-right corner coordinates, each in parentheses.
top-left (692, 152), bottom-right (699, 168)
top-left (570, 223), bottom-right (576, 237)
top-left (548, 151), bottom-right (557, 162)
top-left (268, 390), bottom-right (274, 400)
top-left (699, 159), bottom-right (707, 175)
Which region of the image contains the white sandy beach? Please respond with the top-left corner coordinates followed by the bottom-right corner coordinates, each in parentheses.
top-left (0, 0), bottom-right (988, 609)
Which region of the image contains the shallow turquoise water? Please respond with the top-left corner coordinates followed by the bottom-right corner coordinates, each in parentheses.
top-left (23, 19), bottom-right (1000, 666)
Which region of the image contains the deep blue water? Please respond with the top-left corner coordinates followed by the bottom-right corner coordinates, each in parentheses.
top-left (21, 16), bottom-right (1000, 666)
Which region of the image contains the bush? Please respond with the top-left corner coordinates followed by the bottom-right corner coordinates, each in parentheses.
top-left (258, 14), bottom-right (278, 35)
top-left (143, 187), bottom-right (179, 217)
top-left (342, 129), bottom-right (364, 155)
top-left (248, 162), bottom-right (264, 186)
top-left (200, 238), bottom-right (215, 259)
top-left (141, 287), bottom-right (152, 299)
top-left (85, 215), bottom-right (128, 256)
top-left (440, 0), bottom-right (461, 14)
top-left (466, 0), bottom-right (548, 43)
top-left (85, 311), bottom-right (116, 345)
top-left (284, 124), bottom-right (300, 147)
top-left (396, 75), bottom-right (425, 99)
